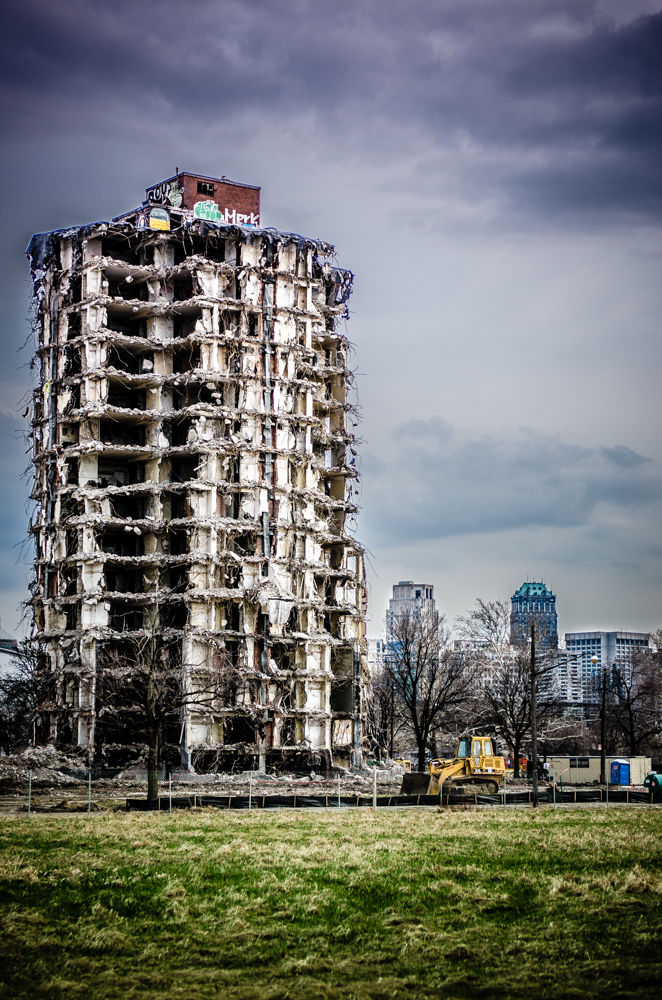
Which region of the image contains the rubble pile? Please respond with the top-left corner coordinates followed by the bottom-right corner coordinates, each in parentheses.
top-left (0, 747), bottom-right (87, 792)
top-left (163, 765), bottom-right (405, 797)
top-left (0, 751), bottom-right (406, 799)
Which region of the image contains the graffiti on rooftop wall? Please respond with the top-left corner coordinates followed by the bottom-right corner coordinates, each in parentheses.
top-left (194, 200), bottom-right (259, 227)
top-left (194, 200), bottom-right (223, 223)
top-left (147, 180), bottom-right (184, 207)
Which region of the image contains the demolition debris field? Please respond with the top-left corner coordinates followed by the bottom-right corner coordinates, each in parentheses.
top-left (1, 808), bottom-right (661, 999)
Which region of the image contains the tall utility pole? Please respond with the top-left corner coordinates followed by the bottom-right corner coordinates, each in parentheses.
top-left (530, 623), bottom-right (539, 808)
top-left (600, 663), bottom-right (607, 785)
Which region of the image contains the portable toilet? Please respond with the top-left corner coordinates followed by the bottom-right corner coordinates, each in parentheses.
top-left (610, 760), bottom-right (630, 785)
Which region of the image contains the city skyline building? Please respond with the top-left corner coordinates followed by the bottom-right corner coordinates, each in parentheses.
top-left (510, 581), bottom-right (558, 648)
top-left (375, 577), bottom-right (653, 710)
top-left (386, 581), bottom-right (436, 626)
top-left (561, 631), bottom-right (649, 704)
top-left (367, 637), bottom-right (387, 677)
top-left (26, 170), bottom-right (368, 768)
top-left (378, 580), bottom-right (438, 679)
top-left (0, 618), bottom-right (19, 673)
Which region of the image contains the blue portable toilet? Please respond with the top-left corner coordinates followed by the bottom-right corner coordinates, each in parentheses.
top-left (610, 760), bottom-right (630, 785)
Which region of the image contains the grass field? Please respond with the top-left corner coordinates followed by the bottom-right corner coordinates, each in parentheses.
top-left (1, 806), bottom-right (661, 999)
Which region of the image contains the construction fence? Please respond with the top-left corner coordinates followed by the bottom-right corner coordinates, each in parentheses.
top-left (11, 765), bottom-right (662, 814)
top-left (125, 786), bottom-right (661, 811)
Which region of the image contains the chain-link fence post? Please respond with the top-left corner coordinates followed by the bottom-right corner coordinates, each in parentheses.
top-left (337, 774), bottom-right (340, 809)
top-left (88, 768), bottom-right (92, 814)
top-left (249, 771), bottom-right (252, 811)
top-left (372, 766), bottom-right (377, 810)
top-left (28, 770), bottom-right (32, 816)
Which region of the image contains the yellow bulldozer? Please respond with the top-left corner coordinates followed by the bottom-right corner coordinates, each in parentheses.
top-left (400, 736), bottom-right (506, 796)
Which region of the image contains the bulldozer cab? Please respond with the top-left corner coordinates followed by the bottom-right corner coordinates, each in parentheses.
top-left (456, 737), bottom-right (496, 766)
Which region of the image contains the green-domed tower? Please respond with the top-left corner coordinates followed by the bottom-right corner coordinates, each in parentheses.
top-left (510, 581), bottom-right (558, 648)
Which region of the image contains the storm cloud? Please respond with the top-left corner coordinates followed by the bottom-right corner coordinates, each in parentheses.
top-left (363, 418), bottom-right (660, 542)
top-left (1, 0), bottom-right (661, 634)
top-left (2, 1), bottom-right (662, 221)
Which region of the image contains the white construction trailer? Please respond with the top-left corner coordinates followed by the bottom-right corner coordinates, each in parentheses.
top-left (547, 755), bottom-right (652, 786)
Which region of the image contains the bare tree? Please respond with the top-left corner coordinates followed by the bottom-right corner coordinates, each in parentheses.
top-left (385, 608), bottom-right (470, 771)
top-left (484, 651), bottom-right (531, 777)
top-left (536, 711), bottom-right (588, 757)
top-left (609, 630), bottom-right (662, 756)
top-left (456, 600), bottom-right (529, 775)
top-left (456, 600), bottom-right (559, 778)
top-left (456, 599), bottom-right (511, 661)
top-left (0, 641), bottom-right (50, 754)
top-left (97, 630), bottom-right (238, 801)
top-left (367, 666), bottom-right (409, 760)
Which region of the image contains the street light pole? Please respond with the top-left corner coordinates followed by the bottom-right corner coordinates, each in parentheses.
top-left (597, 658), bottom-right (607, 786)
top-left (530, 623), bottom-right (538, 809)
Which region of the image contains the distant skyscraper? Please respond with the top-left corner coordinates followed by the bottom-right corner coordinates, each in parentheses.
top-left (510, 581), bottom-right (558, 648)
top-left (0, 618), bottom-right (19, 674)
top-left (367, 638), bottom-right (387, 677)
top-left (387, 581), bottom-right (436, 625)
top-left (562, 631), bottom-right (649, 703)
top-left (384, 581), bottom-right (437, 675)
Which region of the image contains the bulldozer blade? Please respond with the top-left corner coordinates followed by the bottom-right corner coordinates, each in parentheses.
top-left (400, 772), bottom-right (433, 796)
top-left (428, 775), bottom-right (441, 796)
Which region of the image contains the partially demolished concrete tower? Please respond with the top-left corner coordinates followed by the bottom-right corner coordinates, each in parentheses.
top-left (27, 171), bottom-right (367, 769)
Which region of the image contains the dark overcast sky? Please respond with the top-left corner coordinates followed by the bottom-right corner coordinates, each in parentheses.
top-left (1, 0), bottom-right (661, 637)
